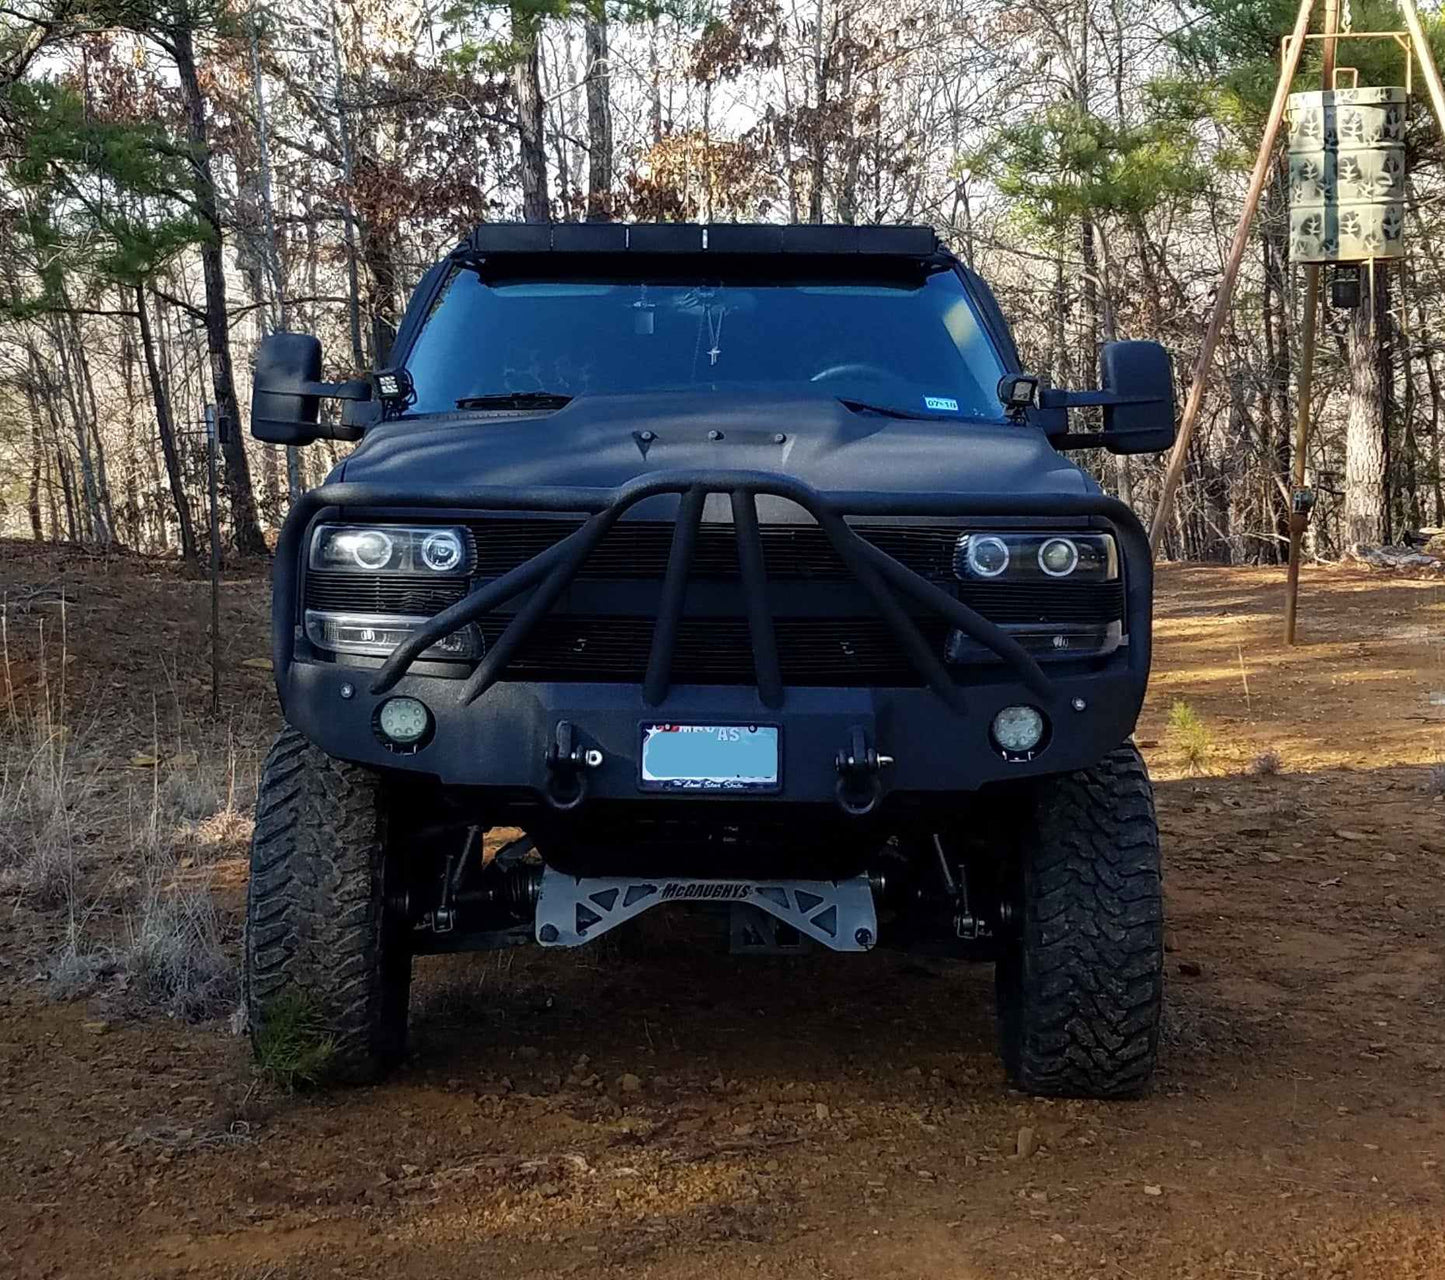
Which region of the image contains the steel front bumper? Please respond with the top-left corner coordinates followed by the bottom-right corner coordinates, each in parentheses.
top-left (272, 469), bottom-right (1153, 805)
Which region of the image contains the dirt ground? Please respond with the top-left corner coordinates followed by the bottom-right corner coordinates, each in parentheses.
top-left (2, 543), bottom-right (1444, 1280)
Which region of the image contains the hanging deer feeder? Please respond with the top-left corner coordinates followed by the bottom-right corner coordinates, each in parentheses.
top-left (1288, 69), bottom-right (1408, 263)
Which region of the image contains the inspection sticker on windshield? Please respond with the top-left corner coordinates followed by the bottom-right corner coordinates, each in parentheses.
top-left (924, 396), bottom-right (959, 412)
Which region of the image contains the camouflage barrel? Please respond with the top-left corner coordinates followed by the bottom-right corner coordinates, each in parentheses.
top-left (1287, 86), bottom-right (1406, 262)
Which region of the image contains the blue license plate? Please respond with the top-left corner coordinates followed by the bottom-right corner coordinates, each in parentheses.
top-left (640, 724), bottom-right (781, 792)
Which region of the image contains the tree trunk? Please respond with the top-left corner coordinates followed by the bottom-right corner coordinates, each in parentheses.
top-left (1260, 161), bottom-right (1291, 563)
top-left (1343, 272), bottom-right (1390, 548)
top-left (138, 285), bottom-right (199, 567)
top-left (48, 320), bottom-right (102, 542)
top-left (58, 448), bottom-right (77, 543)
top-left (835, 9), bottom-right (858, 225)
top-left (512, 6), bottom-right (550, 223)
top-left (1050, 249), bottom-right (1067, 388)
top-left (1420, 297), bottom-right (1445, 525)
top-left (808, 0), bottom-right (827, 223)
top-left (173, 20), bottom-right (267, 556)
top-left (1078, 215), bottom-right (1099, 387)
top-left (67, 312), bottom-right (120, 543)
top-left (24, 380), bottom-right (44, 540)
top-left (648, 19), bottom-right (663, 145)
top-left (583, 12), bottom-right (613, 220)
top-left (329, 8), bottom-right (367, 370)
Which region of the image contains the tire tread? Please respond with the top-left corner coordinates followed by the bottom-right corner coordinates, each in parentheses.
top-left (997, 743), bottom-right (1164, 1099)
top-left (244, 725), bottom-right (409, 1084)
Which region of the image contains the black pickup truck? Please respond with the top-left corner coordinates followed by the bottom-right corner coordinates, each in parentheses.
top-left (245, 223), bottom-right (1174, 1098)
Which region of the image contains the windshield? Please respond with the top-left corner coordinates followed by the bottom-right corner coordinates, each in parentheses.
top-left (402, 264), bottom-right (1008, 421)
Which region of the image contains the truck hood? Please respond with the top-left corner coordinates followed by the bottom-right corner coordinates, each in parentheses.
top-left (336, 389), bottom-right (1091, 504)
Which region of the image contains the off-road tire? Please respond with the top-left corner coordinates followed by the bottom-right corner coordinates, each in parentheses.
top-left (245, 725), bottom-right (411, 1084)
top-left (995, 743), bottom-right (1163, 1099)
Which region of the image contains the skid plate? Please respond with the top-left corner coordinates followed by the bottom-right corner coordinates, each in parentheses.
top-left (535, 868), bottom-right (877, 952)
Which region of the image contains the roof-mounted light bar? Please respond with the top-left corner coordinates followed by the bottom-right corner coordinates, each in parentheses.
top-left (454, 222), bottom-right (940, 258)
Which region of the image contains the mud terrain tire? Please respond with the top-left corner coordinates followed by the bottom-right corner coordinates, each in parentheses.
top-left (995, 743), bottom-right (1163, 1099)
top-left (245, 726), bottom-right (411, 1084)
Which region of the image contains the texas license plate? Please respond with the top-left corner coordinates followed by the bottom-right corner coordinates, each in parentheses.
top-left (639, 724), bottom-right (781, 792)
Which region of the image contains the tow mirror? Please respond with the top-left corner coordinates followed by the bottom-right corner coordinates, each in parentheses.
top-left (1030, 340), bottom-right (1177, 456)
top-left (1097, 341), bottom-right (1176, 455)
top-left (250, 332), bottom-right (370, 446)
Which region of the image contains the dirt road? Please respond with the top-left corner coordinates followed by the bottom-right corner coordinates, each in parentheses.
top-left (2, 548), bottom-right (1443, 1279)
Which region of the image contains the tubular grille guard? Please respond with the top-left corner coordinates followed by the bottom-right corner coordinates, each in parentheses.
top-left (273, 471), bottom-right (1154, 713)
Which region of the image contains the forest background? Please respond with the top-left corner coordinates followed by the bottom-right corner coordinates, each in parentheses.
top-left (0, 0), bottom-right (1441, 566)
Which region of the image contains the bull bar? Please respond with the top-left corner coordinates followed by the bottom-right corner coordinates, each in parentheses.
top-left (272, 469), bottom-right (1152, 714)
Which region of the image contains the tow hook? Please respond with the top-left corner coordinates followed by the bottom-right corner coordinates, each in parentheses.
top-left (543, 719), bottom-right (604, 811)
top-left (834, 725), bottom-right (893, 817)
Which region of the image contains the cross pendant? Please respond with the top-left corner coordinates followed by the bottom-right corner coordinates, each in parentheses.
top-left (708, 346), bottom-right (720, 366)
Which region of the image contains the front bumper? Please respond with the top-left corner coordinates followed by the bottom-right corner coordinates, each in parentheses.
top-left (283, 664), bottom-right (1144, 801)
top-left (272, 470), bottom-right (1153, 806)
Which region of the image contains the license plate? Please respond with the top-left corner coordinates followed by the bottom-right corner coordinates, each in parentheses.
top-left (640, 724), bottom-right (780, 792)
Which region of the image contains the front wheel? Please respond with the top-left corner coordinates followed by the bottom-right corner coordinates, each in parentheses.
top-left (244, 726), bottom-right (412, 1084)
top-left (995, 743), bottom-right (1164, 1099)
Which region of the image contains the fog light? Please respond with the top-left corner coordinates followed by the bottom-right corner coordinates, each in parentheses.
top-left (991, 705), bottom-right (1046, 757)
top-left (1038, 536), bottom-right (1079, 577)
top-left (376, 697), bottom-right (432, 750)
top-left (965, 535), bottom-right (1010, 578)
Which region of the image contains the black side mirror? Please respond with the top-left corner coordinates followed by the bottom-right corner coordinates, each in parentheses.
top-left (1037, 340), bottom-right (1176, 456)
top-left (1098, 341), bottom-right (1176, 455)
top-left (251, 332), bottom-right (369, 446)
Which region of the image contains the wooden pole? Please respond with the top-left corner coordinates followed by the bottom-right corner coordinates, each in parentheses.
top-left (1284, 0), bottom-right (1339, 644)
top-left (1148, 0), bottom-right (1319, 557)
top-left (1399, 0), bottom-right (1445, 134)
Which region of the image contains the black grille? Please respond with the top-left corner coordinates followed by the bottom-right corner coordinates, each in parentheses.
top-left (957, 580), bottom-right (1122, 626)
top-left (465, 518), bottom-right (959, 581)
top-left (476, 615), bottom-right (948, 686)
top-left (306, 572), bottom-right (468, 616)
top-left (303, 524), bottom-right (1124, 686)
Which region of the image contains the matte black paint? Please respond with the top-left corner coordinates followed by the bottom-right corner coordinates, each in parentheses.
top-left (269, 225), bottom-right (1161, 814)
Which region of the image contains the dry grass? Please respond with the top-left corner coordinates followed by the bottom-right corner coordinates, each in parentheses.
top-left (5, 606), bottom-right (244, 1022)
top-left (1248, 749), bottom-right (1284, 777)
top-left (0, 613), bottom-right (95, 908)
top-left (123, 835), bottom-right (237, 1021)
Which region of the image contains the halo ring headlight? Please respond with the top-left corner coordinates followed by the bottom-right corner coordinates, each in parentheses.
top-left (347, 529), bottom-right (394, 570)
top-left (966, 535), bottom-right (1010, 578)
top-left (420, 530), bottom-right (464, 573)
top-left (1038, 536), bottom-right (1080, 577)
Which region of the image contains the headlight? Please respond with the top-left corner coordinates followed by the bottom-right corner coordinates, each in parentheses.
top-left (1037, 537), bottom-right (1079, 577)
top-left (420, 530), bottom-right (464, 572)
top-left (310, 524), bottom-right (473, 575)
top-left (305, 610), bottom-right (482, 660)
top-left (964, 535), bottom-right (1010, 578)
top-left (954, 531), bottom-right (1117, 582)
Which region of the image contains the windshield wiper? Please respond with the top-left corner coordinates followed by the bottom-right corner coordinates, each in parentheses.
top-left (456, 390), bottom-right (573, 410)
top-left (839, 398), bottom-right (932, 421)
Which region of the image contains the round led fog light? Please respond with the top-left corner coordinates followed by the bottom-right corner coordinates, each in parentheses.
top-left (966, 535), bottom-right (1010, 578)
top-left (1038, 536), bottom-right (1079, 577)
top-left (991, 705), bottom-right (1046, 757)
top-left (376, 696), bottom-right (432, 750)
